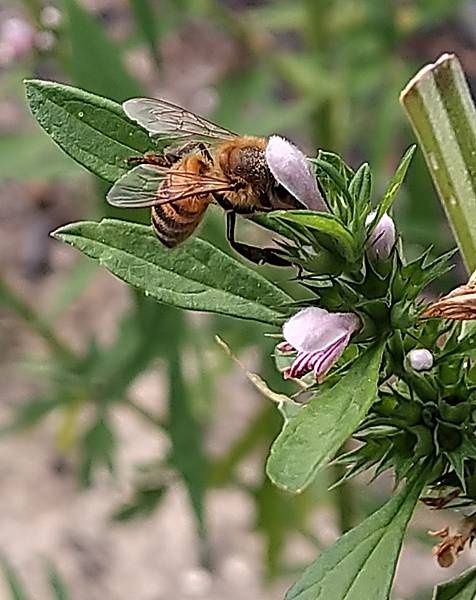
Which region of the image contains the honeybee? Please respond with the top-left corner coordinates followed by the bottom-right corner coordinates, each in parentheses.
top-left (107, 97), bottom-right (304, 265)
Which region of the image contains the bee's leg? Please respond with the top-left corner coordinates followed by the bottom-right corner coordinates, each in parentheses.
top-left (127, 152), bottom-right (172, 168)
top-left (196, 142), bottom-right (213, 163)
top-left (226, 211), bottom-right (291, 267)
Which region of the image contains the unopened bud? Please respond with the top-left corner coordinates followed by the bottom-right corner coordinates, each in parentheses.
top-left (366, 211), bottom-right (396, 260)
top-left (407, 348), bottom-right (434, 371)
top-left (40, 6), bottom-right (62, 29)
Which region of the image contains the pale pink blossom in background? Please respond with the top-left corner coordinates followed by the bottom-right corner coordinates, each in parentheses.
top-left (0, 17), bottom-right (35, 66)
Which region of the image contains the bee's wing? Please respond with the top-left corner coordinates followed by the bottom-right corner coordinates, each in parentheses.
top-left (107, 164), bottom-right (234, 208)
top-left (123, 98), bottom-right (238, 142)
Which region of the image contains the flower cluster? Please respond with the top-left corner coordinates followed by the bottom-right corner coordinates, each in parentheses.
top-left (0, 8), bottom-right (60, 67)
top-left (262, 144), bottom-right (476, 567)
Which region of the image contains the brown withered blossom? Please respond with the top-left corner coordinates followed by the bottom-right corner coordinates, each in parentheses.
top-left (429, 516), bottom-right (476, 568)
top-left (422, 281), bottom-right (476, 320)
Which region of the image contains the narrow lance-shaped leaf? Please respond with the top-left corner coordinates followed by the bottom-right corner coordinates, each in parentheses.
top-left (167, 337), bottom-right (208, 551)
top-left (271, 211), bottom-right (358, 263)
top-left (267, 343), bottom-right (384, 493)
top-left (369, 145), bottom-right (416, 235)
top-left (53, 219), bottom-right (293, 326)
top-left (47, 563), bottom-right (70, 600)
top-left (400, 53), bottom-right (476, 272)
top-left (128, 0), bottom-right (161, 67)
top-left (0, 556), bottom-right (30, 600)
top-left (61, 0), bottom-right (142, 101)
top-left (433, 567), bottom-right (476, 600)
top-left (24, 79), bottom-right (152, 183)
top-left (285, 465), bottom-right (428, 600)
top-left (79, 414), bottom-right (116, 486)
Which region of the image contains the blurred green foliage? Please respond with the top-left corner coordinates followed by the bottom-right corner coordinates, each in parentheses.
top-left (0, 0), bottom-right (469, 595)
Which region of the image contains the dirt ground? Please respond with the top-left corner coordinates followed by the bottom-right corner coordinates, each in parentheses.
top-left (1, 187), bottom-right (476, 600)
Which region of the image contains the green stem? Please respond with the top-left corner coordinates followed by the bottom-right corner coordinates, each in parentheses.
top-left (123, 397), bottom-right (163, 428)
top-left (0, 276), bottom-right (77, 364)
top-left (209, 404), bottom-right (273, 487)
top-left (332, 463), bottom-right (355, 533)
top-left (400, 53), bottom-right (476, 273)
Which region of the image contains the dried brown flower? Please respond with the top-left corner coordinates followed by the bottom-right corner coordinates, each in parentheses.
top-left (422, 281), bottom-right (476, 320)
top-left (429, 517), bottom-right (476, 567)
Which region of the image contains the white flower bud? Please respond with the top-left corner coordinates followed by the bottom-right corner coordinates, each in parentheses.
top-left (407, 348), bottom-right (434, 371)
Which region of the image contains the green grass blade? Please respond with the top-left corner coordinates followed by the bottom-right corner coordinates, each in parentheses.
top-left (0, 557), bottom-right (30, 600)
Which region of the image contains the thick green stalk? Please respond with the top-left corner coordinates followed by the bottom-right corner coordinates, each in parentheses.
top-left (400, 53), bottom-right (476, 273)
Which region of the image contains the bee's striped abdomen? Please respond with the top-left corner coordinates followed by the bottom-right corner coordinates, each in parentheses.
top-left (151, 198), bottom-right (207, 247)
top-left (151, 153), bottom-right (214, 247)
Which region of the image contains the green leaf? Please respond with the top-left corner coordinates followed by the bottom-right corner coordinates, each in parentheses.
top-left (79, 415), bottom-right (116, 486)
top-left (285, 466), bottom-right (427, 600)
top-left (112, 485), bottom-right (166, 521)
top-left (433, 567), bottom-right (476, 600)
top-left (271, 211), bottom-right (358, 263)
top-left (349, 163), bottom-right (372, 212)
top-left (254, 476), bottom-right (306, 580)
top-left (0, 397), bottom-right (61, 435)
top-left (53, 219), bottom-right (292, 325)
top-left (167, 341), bottom-right (208, 543)
top-left (84, 301), bottom-right (174, 402)
top-left (0, 130), bottom-right (81, 181)
top-left (61, 0), bottom-right (142, 101)
top-left (0, 557), bottom-right (29, 600)
top-left (370, 145), bottom-right (416, 235)
top-left (129, 0), bottom-right (161, 67)
top-left (24, 79), bottom-right (151, 183)
top-left (267, 343), bottom-right (384, 493)
top-left (47, 563), bottom-right (70, 600)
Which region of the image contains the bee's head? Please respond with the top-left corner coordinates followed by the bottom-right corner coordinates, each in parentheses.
top-left (226, 145), bottom-right (272, 191)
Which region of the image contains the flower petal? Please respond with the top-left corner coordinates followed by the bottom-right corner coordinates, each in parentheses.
top-left (282, 306), bottom-right (360, 353)
top-left (265, 136), bottom-right (325, 211)
top-left (312, 335), bottom-right (349, 382)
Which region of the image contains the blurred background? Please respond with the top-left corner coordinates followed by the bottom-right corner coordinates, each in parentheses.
top-left (1, 1), bottom-right (476, 599)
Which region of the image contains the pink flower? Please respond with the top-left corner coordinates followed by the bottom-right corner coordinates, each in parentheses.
top-left (365, 211), bottom-right (396, 260)
top-left (265, 136), bottom-right (325, 211)
top-left (278, 307), bottom-right (360, 382)
top-left (0, 18), bottom-right (35, 65)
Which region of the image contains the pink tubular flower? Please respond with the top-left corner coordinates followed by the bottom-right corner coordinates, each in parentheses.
top-left (278, 307), bottom-right (360, 382)
top-left (265, 135), bottom-right (325, 211)
top-left (365, 211), bottom-right (396, 260)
